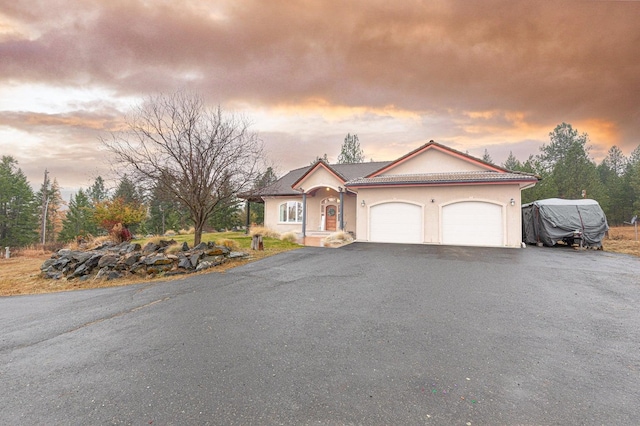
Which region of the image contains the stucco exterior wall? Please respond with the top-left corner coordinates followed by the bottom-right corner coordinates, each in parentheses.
top-left (379, 148), bottom-right (487, 175)
top-left (355, 184), bottom-right (523, 247)
top-left (294, 166), bottom-right (343, 192)
top-left (262, 192), bottom-right (357, 235)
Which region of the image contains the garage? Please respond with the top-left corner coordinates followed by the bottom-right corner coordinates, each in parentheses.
top-left (442, 201), bottom-right (504, 246)
top-left (369, 202), bottom-right (422, 244)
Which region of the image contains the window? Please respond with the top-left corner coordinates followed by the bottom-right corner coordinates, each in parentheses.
top-left (279, 201), bottom-right (303, 223)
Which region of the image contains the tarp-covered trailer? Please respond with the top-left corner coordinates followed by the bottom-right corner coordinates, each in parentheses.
top-left (522, 198), bottom-right (609, 248)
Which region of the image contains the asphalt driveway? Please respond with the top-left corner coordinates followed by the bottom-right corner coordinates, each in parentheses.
top-left (1, 243), bottom-right (639, 424)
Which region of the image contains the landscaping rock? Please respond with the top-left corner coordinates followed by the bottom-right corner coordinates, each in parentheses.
top-left (142, 242), bottom-right (159, 254)
top-left (41, 238), bottom-right (247, 282)
top-left (98, 254), bottom-right (119, 268)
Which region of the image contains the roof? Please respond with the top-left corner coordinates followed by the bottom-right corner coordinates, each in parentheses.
top-left (367, 140), bottom-right (507, 177)
top-left (347, 170), bottom-right (538, 187)
top-left (241, 161), bottom-right (392, 200)
top-left (239, 141), bottom-right (538, 201)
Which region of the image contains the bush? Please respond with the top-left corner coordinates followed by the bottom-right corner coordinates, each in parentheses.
top-left (280, 232), bottom-right (298, 243)
top-left (249, 226), bottom-right (280, 239)
top-left (323, 231), bottom-right (353, 245)
top-left (216, 238), bottom-right (240, 250)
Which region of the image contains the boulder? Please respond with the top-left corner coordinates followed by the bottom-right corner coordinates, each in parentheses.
top-left (41, 238), bottom-right (247, 281)
top-left (98, 254), bottom-right (119, 268)
top-left (144, 255), bottom-right (172, 266)
top-left (142, 242), bottom-right (159, 254)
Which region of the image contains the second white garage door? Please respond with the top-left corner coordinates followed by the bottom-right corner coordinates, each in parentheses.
top-left (442, 201), bottom-right (503, 246)
top-left (370, 202), bottom-right (422, 244)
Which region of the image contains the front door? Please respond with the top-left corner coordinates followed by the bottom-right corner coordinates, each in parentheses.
top-left (325, 205), bottom-right (337, 231)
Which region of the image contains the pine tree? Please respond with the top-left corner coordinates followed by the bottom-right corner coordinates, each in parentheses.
top-left (598, 146), bottom-right (629, 224)
top-left (0, 156), bottom-right (39, 247)
top-left (482, 149), bottom-right (493, 164)
top-left (113, 174), bottom-right (144, 206)
top-left (35, 173), bottom-right (65, 243)
top-left (626, 145), bottom-right (640, 216)
top-left (502, 151), bottom-right (521, 171)
top-left (337, 134), bottom-right (365, 164)
top-left (247, 167), bottom-right (278, 225)
top-left (59, 189), bottom-right (99, 242)
top-left (311, 154), bottom-right (329, 164)
top-left (88, 176), bottom-right (109, 205)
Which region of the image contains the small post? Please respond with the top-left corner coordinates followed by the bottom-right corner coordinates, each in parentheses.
top-left (251, 234), bottom-right (263, 251)
top-left (245, 200), bottom-right (251, 235)
top-left (5, 247), bottom-right (9, 259)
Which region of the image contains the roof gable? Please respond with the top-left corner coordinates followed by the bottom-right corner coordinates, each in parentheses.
top-left (369, 141), bottom-right (505, 177)
top-left (291, 160), bottom-right (346, 191)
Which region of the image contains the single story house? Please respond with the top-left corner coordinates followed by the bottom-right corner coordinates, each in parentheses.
top-left (242, 141), bottom-right (538, 248)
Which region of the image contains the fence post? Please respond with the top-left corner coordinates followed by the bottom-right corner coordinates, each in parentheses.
top-left (5, 247), bottom-right (9, 259)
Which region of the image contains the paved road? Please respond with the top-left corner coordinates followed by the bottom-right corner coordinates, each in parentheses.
top-left (1, 243), bottom-right (639, 424)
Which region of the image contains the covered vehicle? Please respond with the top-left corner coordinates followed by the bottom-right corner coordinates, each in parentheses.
top-left (522, 198), bottom-right (609, 248)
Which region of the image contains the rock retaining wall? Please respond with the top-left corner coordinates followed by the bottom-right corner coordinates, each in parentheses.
top-left (40, 240), bottom-right (248, 281)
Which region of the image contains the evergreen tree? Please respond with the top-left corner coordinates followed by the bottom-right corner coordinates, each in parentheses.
top-left (88, 176), bottom-right (109, 205)
top-left (598, 146), bottom-right (629, 224)
top-left (527, 123), bottom-right (608, 208)
top-left (0, 156), bottom-right (39, 247)
top-left (517, 155), bottom-right (557, 204)
top-left (35, 176), bottom-right (64, 243)
top-left (59, 189), bottom-right (99, 242)
top-left (626, 145), bottom-right (640, 216)
top-left (311, 153), bottom-right (329, 164)
top-left (539, 123), bottom-right (589, 172)
top-left (482, 149), bottom-right (493, 164)
top-left (337, 134), bottom-right (365, 164)
top-left (247, 167), bottom-right (278, 225)
top-left (113, 174), bottom-right (144, 206)
top-left (502, 151), bottom-right (521, 171)
top-left (208, 178), bottom-right (242, 231)
top-left (145, 182), bottom-right (189, 235)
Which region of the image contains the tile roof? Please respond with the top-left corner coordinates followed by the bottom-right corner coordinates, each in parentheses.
top-left (244, 161), bottom-right (392, 199)
top-left (347, 171), bottom-right (538, 187)
top-left (239, 145), bottom-right (539, 201)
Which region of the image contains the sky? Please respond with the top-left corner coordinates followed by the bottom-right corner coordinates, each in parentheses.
top-left (1, 0), bottom-right (639, 200)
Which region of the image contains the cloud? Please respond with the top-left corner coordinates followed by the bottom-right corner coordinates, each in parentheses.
top-left (1, 0), bottom-right (639, 188)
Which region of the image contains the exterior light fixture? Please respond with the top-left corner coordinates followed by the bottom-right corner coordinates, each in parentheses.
top-left (431, 198), bottom-right (435, 203)
top-left (510, 198), bottom-right (515, 206)
top-left (361, 200), bottom-right (366, 207)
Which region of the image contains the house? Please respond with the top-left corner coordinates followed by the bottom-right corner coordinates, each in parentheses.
top-left (242, 141), bottom-right (538, 247)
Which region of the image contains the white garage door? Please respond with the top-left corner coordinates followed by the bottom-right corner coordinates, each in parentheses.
top-left (442, 202), bottom-right (503, 246)
top-left (370, 202), bottom-right (422, 244)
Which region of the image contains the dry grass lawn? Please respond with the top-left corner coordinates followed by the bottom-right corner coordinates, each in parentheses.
top-left (1, 226), bottom-right (638, 297)
top-left (0, 234), bottom-right (301, 297)
top-left (604, 225), bottom-right (640, 257)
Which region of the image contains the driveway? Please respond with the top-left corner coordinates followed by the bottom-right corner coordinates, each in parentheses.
top-left (1, 243), bottom-right (639, 424)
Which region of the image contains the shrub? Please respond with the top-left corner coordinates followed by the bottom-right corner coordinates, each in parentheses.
top-left (280, 232), bottom-right (299, 243)
top-left (216, 238), bottom-right (240, 250)
top-left (323, 231), bottom-right (353, 245)
top-left (178, 227), bottom-right (195, 235)
top-left (165, 244), bottom-right (184, 255)
top-left (249, 226), bottom-right (280, 238)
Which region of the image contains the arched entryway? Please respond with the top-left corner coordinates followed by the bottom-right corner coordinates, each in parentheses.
top-left (320, 197), bottom-right (340, 231)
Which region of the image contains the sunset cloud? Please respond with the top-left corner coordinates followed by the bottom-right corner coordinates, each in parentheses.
top-left (1, 0), bottom-right (639, 192)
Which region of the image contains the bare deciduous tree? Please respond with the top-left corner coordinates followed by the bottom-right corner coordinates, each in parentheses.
top-left (102, 92), bottom-right (264, 245)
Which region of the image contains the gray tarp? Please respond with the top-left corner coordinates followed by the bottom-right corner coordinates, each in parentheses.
top-left (522, 198), bottom-right (609, 247)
